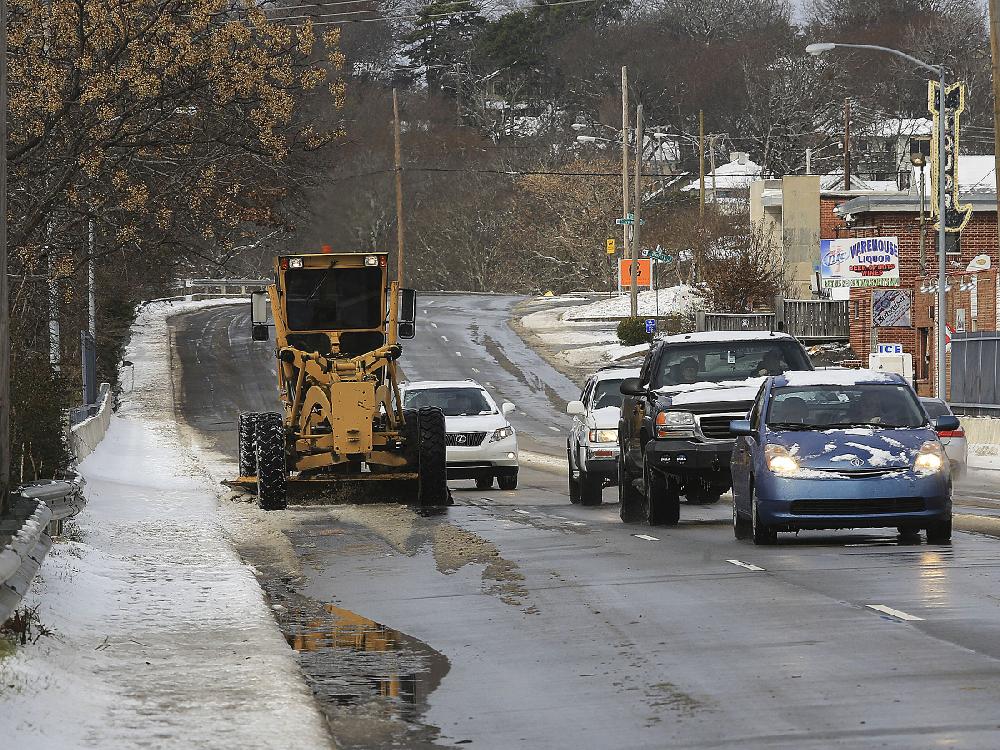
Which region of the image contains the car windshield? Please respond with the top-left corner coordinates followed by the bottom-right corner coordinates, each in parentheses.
top-left (652, 340), bottom-right (811, 388)
top-left (404, 387), bottom-right (496, 416)
top-left (285, 267), bottom-right (383, 331)
top-left (592, 380), bottom-right (624, 410)
top-left (767, 384), bottom-right (928, 430)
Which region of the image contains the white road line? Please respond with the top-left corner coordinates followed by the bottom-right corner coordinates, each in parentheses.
top-left (471, 367), bottom-right (480, 373)
top-left (431, 322), bottom-right (438, 328)
top-left (440, 335), bottom-right (448, 342)
top-left (513, 509), bottom-right (531, 515)
top-left (549, 515), bottom-right (567, 520)
top-left (456, 351), bottom-right (462, 357)
top-left (423, 309), bottom-right (429, 315)
top-left (633, 534), bottom-right (659, 541)
top-left (866, 604), bottom-right (924, 621)
top-left (565, 521), bottom-right (586, 527)
top-left (548, 426), bottom-right (561, 432)
top-left (726, 559), bottom-right (765, 572)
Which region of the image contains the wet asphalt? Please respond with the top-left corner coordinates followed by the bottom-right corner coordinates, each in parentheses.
top-left (170, 296), bottom-right (1000, 750)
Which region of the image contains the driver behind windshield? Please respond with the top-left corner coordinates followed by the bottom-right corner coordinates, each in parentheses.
top-left (669, 357), bottom-right (701, 385)
top-left (756, 349), bottom-right (786, 377)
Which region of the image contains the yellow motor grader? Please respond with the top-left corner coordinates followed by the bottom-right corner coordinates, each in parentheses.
top-left (235, 249), bottom-right (449, 510)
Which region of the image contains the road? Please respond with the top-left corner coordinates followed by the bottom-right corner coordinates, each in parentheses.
top-left (171, 295), bottom-right (1000, 750)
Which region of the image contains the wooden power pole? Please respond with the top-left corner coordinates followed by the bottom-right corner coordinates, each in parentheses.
top-left (843, 98), bottom-right (852, 190)
top-left (392, 89), bottom-right (406, 285)
top-left (631, 104), bottom-right (645, 318)
top-left (989, 0), bottom-right (1000, 250)
top-left (622, 66), bottom-right (631, 313)
top-left (698, 110), bottom-right (706, 219)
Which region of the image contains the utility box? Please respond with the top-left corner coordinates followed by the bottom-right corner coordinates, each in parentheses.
top-left (868, 352), bottom-right (914, 381)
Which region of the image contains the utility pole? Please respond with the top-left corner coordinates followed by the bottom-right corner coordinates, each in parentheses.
top-left (0, 0), bottom-right (9, 514)
top-left (698, 110), bottom-right (706, 219)
top-left (708, 134), bottom-right (721, 208)
top-left (806, 147), bottom-right (812, 174)
top-left (988, 0), bottom-right (1000, 250)
top-left (392, 89), bottom-right (406, 285)
top-left (88, 218), bottom-right (96, 337)
top-left (631, 104), bottom-right (645, 318)
top-left (621, 65), bottom-right (630, 306)
top-left (843, 98), bottom-right (852, 189)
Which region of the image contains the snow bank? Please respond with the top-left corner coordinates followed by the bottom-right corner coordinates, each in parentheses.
top-left (0, 298), bottom-right (333, 750)
top-left (564, 286), bottom-right (701, 320)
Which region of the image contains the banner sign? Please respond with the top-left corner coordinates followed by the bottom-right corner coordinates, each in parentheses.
top-left (820, 237), bottom-right (900, 288)
top-left (872, 289), bottom-right (912, 327)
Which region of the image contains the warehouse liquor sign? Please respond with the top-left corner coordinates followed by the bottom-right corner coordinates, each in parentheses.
top-left (820, 237), bottom-right (900, 288)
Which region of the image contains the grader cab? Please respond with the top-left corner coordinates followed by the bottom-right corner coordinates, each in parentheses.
top-left (234, 250), bottom-right (449, 510)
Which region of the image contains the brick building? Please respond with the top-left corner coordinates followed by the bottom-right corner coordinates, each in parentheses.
top-left (830, 194), bottom-right (1000, 397)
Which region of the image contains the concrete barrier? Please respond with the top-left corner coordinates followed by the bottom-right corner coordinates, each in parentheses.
top-left (69, 383), bottom-right (112, 461)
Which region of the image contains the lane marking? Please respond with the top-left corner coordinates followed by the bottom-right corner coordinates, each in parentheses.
top-left (456, 351), bottom-right (462, 357)
top-left (440, 335), bottom-right (448, 342)
top-left (633, 534), bottom-right (659, 541)
top-left (423, 309), bottom-right (429, 315)
top-left (866, 604), bottom-right (924, 621)
top-left (726, 559), bottom-right (765, 572)
top-left (513, 509), bottom-right (531, 515)
top-left (549, 515), bottom-right (567, 520)
top-left (471, 367), bottom-right (480, 373)
top-left (431, 322), bottom-right (438, 328)
top-left (565, 521), bottom-right (587, 526)
top-left (548, 426), bottom-right (561, 432)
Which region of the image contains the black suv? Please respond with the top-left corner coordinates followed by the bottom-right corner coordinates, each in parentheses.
top-left (618, 331), bottom-right (813, 525)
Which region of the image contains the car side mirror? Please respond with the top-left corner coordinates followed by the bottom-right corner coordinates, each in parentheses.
top-left (399, 288), bottom-right (416, 323)
top-left (251, 290), bottom-right (269, 325)
top-left (251, 324), bottom-right (269, 342)
top-left (620, 377), bottom-right (647, 396)
top-left (933, 415), bottom-right (960, 432)
top-left (502, 402), bottom-right (516, 416)
top-left (730, 419), bottom-right (753, 436)
top-left (567, 400), bottom-right (585, 416)
top-left (398, 321), bottom-right (415, 340)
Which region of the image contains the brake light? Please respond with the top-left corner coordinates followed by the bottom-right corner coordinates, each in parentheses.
top-left (937, 429), bottom-right (964, 438)
top-left (280, 258), bottom-right (289, 270)
top-left (321, 244), bottom-right (333, 254)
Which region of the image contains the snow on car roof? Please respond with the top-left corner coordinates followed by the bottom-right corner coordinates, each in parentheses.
top-left (775, 369), bottom-right (900, 388)
top-left (658, 330), bottom-right (795, 345)
top-left (401, 379), bottom-right (485, 390)
top-left (594, 367), bottom-right (640, 381)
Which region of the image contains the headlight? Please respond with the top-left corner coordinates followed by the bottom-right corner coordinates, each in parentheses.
top-left (655, 411), bottom-right (694, 439)
top-left (765, 445), bottom-right (800, 477)
top-left (491, 425), bottom-right (514, 442)
top-left (588, 428), bottom-right (618, 443)
top-left (914, 441), bottom-right (946, 474)
top-left (364, 255), bottom-right (379, 266)
top-left (288, 257), bottom-right (304, 269)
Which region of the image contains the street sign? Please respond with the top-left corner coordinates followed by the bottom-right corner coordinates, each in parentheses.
top-left (651, 251), bottom-right (673, 263)
top-left (640, 248), bottom-right (650, 258)
top-left (606, 238), bottom-right (616, 255)
top-left (615, 213), bottom-right (646, 226)
top-left (645, 319), bottom-right (657, 334)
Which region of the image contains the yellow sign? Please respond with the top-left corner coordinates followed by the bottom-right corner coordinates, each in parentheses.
top-left (606, 238), bottom-right (616, 255)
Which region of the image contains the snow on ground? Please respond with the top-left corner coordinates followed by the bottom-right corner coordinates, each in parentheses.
top-left (0, 298), bottom-right (333, 750)
top-left (564, 286), bottom-right (701, 321)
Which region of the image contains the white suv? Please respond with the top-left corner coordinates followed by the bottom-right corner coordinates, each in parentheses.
top-left (400, 380), bottom-right (519, 489)
top-left (567, 366), bottom-right (640, 504)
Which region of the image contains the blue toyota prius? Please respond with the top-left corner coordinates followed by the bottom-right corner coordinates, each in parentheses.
top-left (730, 370), bottom-right (958, 545)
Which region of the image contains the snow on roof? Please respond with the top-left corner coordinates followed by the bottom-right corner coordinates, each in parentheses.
top-left (859, 117), bottom-right (932, 138)
top-left (659, 330), bottom-right (795, 345)
top-left (913, 156), bottom-right (996, 194)
top-left (594, 367), bottom-right (640, 381)
top-left (682, 153), bottom-right (762, 193)
top-left (776, 369), bottom-right (899, 388)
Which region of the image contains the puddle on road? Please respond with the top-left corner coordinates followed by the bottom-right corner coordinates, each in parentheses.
top-left (278, 597), bottom-right (451, 750)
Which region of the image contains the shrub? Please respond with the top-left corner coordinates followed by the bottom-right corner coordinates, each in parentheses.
top-left (617, 316), bottom-right (653, 346)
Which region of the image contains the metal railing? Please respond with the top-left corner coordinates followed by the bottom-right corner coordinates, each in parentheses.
top-left (0, 474), bottom-right (86, 623)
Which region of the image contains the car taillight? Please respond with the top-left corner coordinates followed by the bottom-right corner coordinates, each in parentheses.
top-left (938, 429), bottom-right (965, 438)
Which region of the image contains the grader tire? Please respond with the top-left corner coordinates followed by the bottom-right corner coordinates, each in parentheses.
top-left (237, 412), bottom-right (260, 477)
top-left (416, 407), bottom-right (450, 506)
top-left (254, 412), bottom-right (287, 511)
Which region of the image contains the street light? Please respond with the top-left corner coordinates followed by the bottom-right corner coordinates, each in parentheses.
top-left (808, 41), bottom-right (948, 398)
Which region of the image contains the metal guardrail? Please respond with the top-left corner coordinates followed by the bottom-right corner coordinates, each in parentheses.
top-left (0, 474), bottom-right (86, 624)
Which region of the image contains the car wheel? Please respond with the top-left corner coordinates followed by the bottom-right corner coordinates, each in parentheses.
top-left (618, 453), bottom-right (645, 523)
top-left (567, 448), bottom-right (581, 503)
top-left (926, 517), bottom-right (952, 544)
top-left (476, 474), bottom-right (494, 490)
top-left (498, 471), bottom-right (518, 491)
top-left (733, 498), bottom-right (751, 540)
top-left (646, 463), bottom-right (680, 526)
top-left (751, 486), bottom-right (776, 545)
top-left (579, 471), bottom-right (603, 506)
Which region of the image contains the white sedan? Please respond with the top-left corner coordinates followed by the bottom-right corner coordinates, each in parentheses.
top-left (400, 380), bottom-right (519, 489)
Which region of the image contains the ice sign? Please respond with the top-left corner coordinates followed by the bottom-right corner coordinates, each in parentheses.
top-left (876, 343), bottom-right (903, 355)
